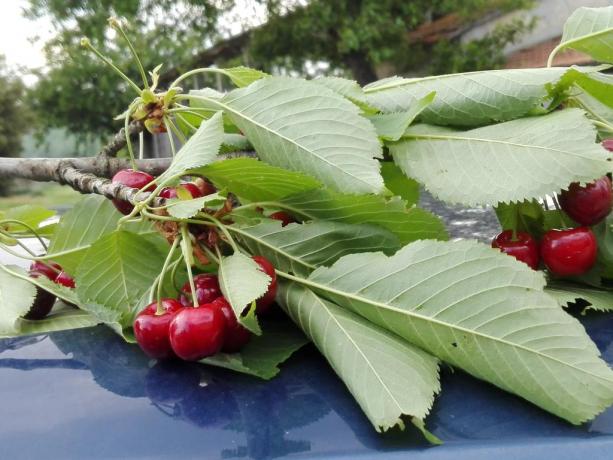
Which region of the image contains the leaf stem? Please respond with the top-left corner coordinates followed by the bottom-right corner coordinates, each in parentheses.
top-left (0, 219), bottom-right (49, 251)
top-left (180, 224), bottom-right (198, 308)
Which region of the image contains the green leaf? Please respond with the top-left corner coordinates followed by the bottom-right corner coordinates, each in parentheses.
top-left (1, 306), bottom-right (100, 339)
top-left (292, 239), bottom-right (613, 424)
top-left (380, 161), bottom-right (420, 206)
top-left (546, 280), bottom-right (613, 312)
top-left (390, 109), bottom-right (612, 207)
top-left (365, 92), bottom-right (435, 141)
top-left (277, 282), bottom-right (440, 433)
top-left (196, 158), bottom-right (320, 202)
top-left (166, 193), bottom-right (225, 219)
top-left (201, 320), bottom-right (308, 379)
top-left (567, 68), bottom-right (613, 109)
top-left (0, 264), bottom-right (79, 306)
top-left (75, 230), bottom-right (165, 327)
top-left (363, 67), bottom-right (569, 127)
top-left (159, 111), bottom-right (223, 182)
top-left (46, 196), bottom-right (157, 273)
top-left (218, 252), bottom-right (271, 334)
top-left (0, 267), bottom-right (35, 335)
top-left (208, 77), bottom-right (384, 194)
top-left (494, 200), bottom-right (544, 236)
top-left (552, 6), bottom-right (613, 64)
top-left (228, 219), bottom-right (400, 276)
top-left (2, 205), bottom-right (55, 233)
top-left (220, 133), bottom-right (252, 153)
top-left (570, 86), bottom-right (613, 135)
top-left (278, 189), bottom-right (448, 245)
top-left (312, 76), bottom-right (377, 112)
top-left (217, 66), bottom-right (269, 88)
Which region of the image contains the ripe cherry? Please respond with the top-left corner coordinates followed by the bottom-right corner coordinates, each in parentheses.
top-left (179, 273), bottom-right (222, 307)
top-left (134, 299), bottom-right (184, 359)
top-left (159, 183), bottom-right (204, 199)
top-left (252, 256), bottom-right (277, 314)
top-left (193, 178), bottom-right (216, 196)
top-left (55, 271), bottom-right (76, 289)
top-left (491, 230), bottom-right (539, 269)
top-left (541, 227), bottom-right (597, 276)
top-left (111, 169), bottom-right (156, 215)
top-left (269, 211), bottom-right (295, 227)
top-left (169, 305), bottom-right (226, 361)
top-left (559, 176), bottom-right (612, 226)
top-left (602, 139), bottom-right (613, 152)
top-left (210, 297), bottom-right (251, 353)
top-left (29, 261), bottom-right (61, 281)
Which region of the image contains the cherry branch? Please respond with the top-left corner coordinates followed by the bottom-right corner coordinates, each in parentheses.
top-left (97, 120), bottom-right (144, 158)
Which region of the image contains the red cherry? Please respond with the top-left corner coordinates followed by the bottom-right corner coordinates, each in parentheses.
top-left (55, 271), bottom-right (76, 289)
top-left (269, 211), bottom-right (295, 227)
top-left (159, 183), bottom-right (204, 199)
top-left (559, 177), bottom-right (612, 226)
top-left (193, 178), bottom-right (216, 196)
top-left (111, 169), bottom-right (156, 215)
top-left (252, 256), bottom-right (277, 314)
top-left (210, 297), bottom-right (251, 353)
top-left (134, 299), bottom-right (184, 359)
top-left (602, 139), bottom-right (613, 152)
top-left (541, 227), bottom-right (597, 276)
top-left (29, 261), bottom-right (62, 281)
top-left (179, 273), bottom-right (221, 307)
top-left (169, 306), bottom-right (226, 360)
top-left (491, 230), bottom-right (539, 269)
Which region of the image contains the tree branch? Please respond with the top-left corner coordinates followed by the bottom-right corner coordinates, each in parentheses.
top-left (0, 157), bottom-right (171, 181)
top-left (97, 120), bottom-right (144, 158)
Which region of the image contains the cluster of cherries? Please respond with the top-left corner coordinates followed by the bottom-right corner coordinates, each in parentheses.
top-left (110, 168), bottom-right (216, 215)
top-left (26, 261), bottom-right (76, 319)
top-left (134, 256), bottom-right (277, 361)
top-left (492, 175), bottom-right (612, 276)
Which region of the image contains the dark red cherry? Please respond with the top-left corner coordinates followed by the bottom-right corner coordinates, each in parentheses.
top-left (134, 299), bottom-right (184, 359)
top-left (252, 256), bottom-right (277, 314)
top-left (559, 177), bottom-right (612, 226)
top-left (169, 305), bottom-right (226, 361)
top-left (602, 139), bottom-right (613, 152)
top-left (179, 273), bottom-right (221, 307)
top-left (210, 297), bottom-right (251, 353)
top-left (24, 287), bottom-right (56, 320)
top-left (29, 261), bottom-right (62, 281)
top-left (269, 211), bottom-right (295, 227)
top-left (111, 169), bottom-right (156, 215)
top-left (491, 230), bottom-right (539, 270)
top-left (55, 271), bottom-right (76, 289)
top-left (541, 227), bottom-right (597, 276)
top-left (193, 178), bottom-right (216, 196)
top-left (159, 183), bottom-right (204, 199)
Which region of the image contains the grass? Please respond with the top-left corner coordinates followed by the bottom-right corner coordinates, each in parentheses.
top-left (0, 182), bottom-right (82, 212)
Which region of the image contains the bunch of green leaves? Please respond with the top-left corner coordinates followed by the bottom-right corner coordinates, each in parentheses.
top-left (2, 5), bottom-right (613, 443)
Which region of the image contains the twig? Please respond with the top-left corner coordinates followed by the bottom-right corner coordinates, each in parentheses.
top-left (97, 120), bottom-right (144, 158)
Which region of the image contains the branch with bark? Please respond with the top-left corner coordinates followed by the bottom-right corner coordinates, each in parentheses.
top-left (97, 120), bottom-right (144, 158)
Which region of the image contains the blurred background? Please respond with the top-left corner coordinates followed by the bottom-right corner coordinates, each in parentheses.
top-left (0, 0), bottom-right (611, 211)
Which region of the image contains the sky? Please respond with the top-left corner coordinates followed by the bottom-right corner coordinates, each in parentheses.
top-left (0, 0), bottom-right (52, 83)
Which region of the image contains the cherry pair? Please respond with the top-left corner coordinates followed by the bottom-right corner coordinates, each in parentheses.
top-left (26, 261), bottom-right (76, 319)
top-left (134, 256), bottom-right (277, 361)
top-left (111, 169), bottom-right (215, 215)
top-left (493, 228), bottom-right (597, 276)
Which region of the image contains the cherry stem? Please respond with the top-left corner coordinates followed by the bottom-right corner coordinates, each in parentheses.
top-left (138, 131), bottom-right (144, 160)
top-left (180, 224), bottom-right (198, 308)
top-left (169, 67), bottom-right (235, 91)
top-left (0, 219), bottom-right (49, 251)
top-left (125, 112), bottom-right (138, 170)
top-left (81, 38), bottom-right (141, 95)
top-left (155, 236), bottom-right (180, 315)
top-left (165, 116), bottom-right (187, 143)
top-left (108, 17), bottom-right (149, 90)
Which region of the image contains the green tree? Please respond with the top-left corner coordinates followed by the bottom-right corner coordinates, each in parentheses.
top-left (0, 56), bottom-right (32, 195)
top-left (26, 0), bottom-right (532, 139)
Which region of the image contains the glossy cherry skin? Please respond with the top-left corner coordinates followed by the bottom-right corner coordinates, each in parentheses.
top-left (193, 178), bottom-right (216, 196)
top-left (210, 297), bottom-right (251, 353)
top-left (491, 230), bottom-right (539, 270)
top-left (559, 176), bottom-right (612, 226)
top-left (602, 139), bottom-right (613, 152)
top-left (179, 273), bottom-right (222, 307)
top-left (169, 305), bottom-right (226, 361)
top-left (29, 261), bottom-right (62, 281)
top-left (252, 256), bottom-right (277, 314)
top-left (269, 211), bottom-right (295, 227)
top-left (55, 271), bottom-right (76, 289)
top-left (111, 169), bottom-right (156, 215)
top-left (541, 227), bottom-right (598, 276)
top-left (159, 183), bottom-right (204, 199)
top-left (134, 299), bottom-right (184, 359)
